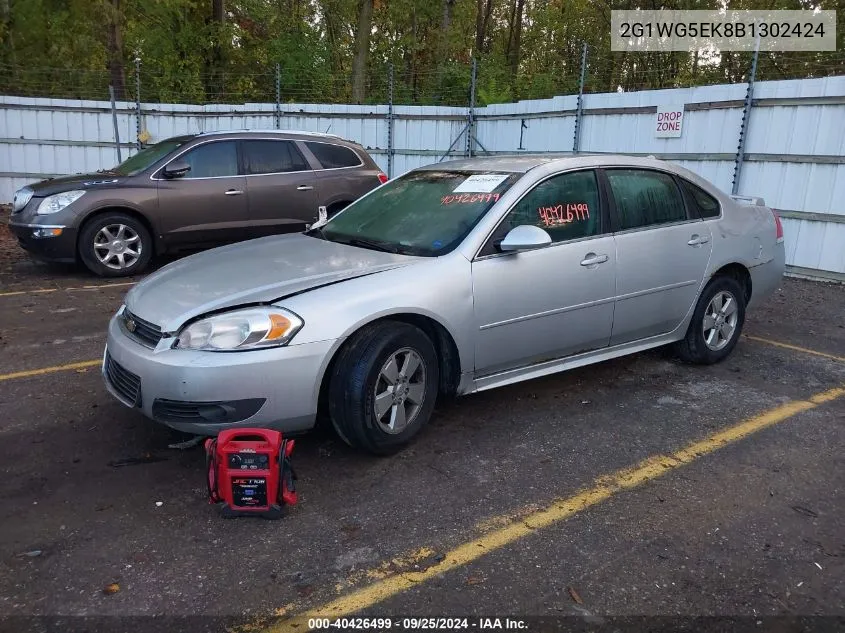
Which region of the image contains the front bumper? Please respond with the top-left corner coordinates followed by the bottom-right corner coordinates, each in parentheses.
top-left (8, 220), bottom-right (77, 263)
top-left (103, 314), bottom-right (337, 435)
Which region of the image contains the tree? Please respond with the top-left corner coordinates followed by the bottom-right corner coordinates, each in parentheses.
top-left (105, 0), bottom-right (125, 99)
top-left (350, 0), bottom-right (374, 102)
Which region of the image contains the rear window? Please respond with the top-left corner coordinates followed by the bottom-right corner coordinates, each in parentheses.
top-left (679, 178), bottom-right (721, 218)
top-left (305, 142), bottom-right (362, 169)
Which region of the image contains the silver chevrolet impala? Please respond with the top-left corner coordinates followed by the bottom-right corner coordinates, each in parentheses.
top-left (103, 155), bottom-right (785, 454)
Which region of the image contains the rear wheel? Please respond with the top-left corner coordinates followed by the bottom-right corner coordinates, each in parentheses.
top-left (675, 276), bottom-right (746, 364)
top-left (328, 321), bottom-right (439, 455)
top-left (79, 212), bottom-right (153, 277)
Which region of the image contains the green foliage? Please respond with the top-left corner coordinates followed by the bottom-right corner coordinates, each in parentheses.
top-left (0, 0), bottom-right (842, 105)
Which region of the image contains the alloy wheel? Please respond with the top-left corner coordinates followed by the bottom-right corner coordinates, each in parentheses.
top-left (93, 224), bottom-right (142, 270)
top-left (373, 347), bottom-right (427, 434)
top-left (702, 290), bottom-right (739, 351)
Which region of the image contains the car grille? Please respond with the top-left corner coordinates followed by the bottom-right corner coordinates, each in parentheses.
top-left (123, 309), bottom-right (164, 348)
top-left (153, 400), bottom-right (206, 422)
top-left (104, 353), bottom-right (141, 406)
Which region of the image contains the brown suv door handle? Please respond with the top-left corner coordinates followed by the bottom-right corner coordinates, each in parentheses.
top-left (296, 185), bottom-right (314, 191)
top-left (224, 189), bottom-right (243, 196)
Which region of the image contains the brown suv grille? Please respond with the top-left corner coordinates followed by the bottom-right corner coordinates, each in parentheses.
top-left (123, 310), bottom-right (163, 348)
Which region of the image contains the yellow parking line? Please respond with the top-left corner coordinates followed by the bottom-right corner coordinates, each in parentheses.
top-left (744, 335), bottom-right (845, 362)
top-left (0, 359), bottom-right (101, 382)
top-left (0, 281), bottom-right (135, 298)
top-left (266, 384), bottom-right (845, 631)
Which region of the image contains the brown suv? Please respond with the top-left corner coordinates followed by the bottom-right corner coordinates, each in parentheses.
top-left (8, 130), bottom-right (387, 276)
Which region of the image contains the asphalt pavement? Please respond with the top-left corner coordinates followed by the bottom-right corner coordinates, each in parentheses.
top-left (0, 250), bottom-right (843, 633)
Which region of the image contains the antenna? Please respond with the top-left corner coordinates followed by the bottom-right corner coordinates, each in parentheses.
top-left (324, 123), bottom-right (332, 134)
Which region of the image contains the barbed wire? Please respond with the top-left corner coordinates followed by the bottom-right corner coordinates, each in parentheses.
top-left (0, 51), bottom-right (841, 107)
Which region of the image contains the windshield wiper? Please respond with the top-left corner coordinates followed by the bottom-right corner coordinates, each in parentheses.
top-left (305, 225), bottom-right (326, 239)
top-left (340, 237), bottom-right (400, 254)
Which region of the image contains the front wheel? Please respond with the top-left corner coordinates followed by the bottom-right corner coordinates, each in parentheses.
top-left (78, 213), bottom-right (153, 277)
top-left (328, 321), bottom-right (439, 455)
top-left (675, 276), bottom-right (746, 364)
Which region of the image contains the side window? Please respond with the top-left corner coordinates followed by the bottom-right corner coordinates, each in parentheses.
top-left (178, 141), bottom-right (238, 178)
top-left (501, 170), bottom-right (601, 244)
top-left (305, 142), bottom-right (362, 169)
top-left (242, 140), bottom-right (309, 175)
top-left (606, 169), bottom-right (688, 230)
top-left (679, 178), bottom-right (721, 218)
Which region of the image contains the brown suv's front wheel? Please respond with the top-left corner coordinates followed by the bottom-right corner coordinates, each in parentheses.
top-left (79, 212), bottom-right (153, 277)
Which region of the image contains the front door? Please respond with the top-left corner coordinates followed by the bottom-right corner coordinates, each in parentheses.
top-left (604, 168), bottom-right (713, 345)
top-left (471, 169), bottom-right (617, 376)
top-left (241, 139), bottom-right (318, 236)
top-left (156, 139), bottom-right (249, 249)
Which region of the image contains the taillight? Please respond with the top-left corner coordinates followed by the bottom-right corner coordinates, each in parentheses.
top-left (772, 209), bottom-right (784, 243)
top-left (377, 172), bottom-right (389, 184)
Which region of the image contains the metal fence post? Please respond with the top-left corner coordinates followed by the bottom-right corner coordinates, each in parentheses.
top-left (387, 62), bottom-right (394, 178)
top-left (466, 57), bottom-right (477, 157)
top-left (275, 63), bottom-right (281, 129)
top-left (134, 55), bottom-right (142, 151)
top-left (732, 36), bottom-right (760, 195)
top-left (109, 85), bottom-right (122, 163)
top-left (572, 42), bottom-right (588, 153)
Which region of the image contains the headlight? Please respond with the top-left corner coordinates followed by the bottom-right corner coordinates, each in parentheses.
top-left (37, 190), bottom-right (85, 215)
top-left (175, 307), bottom-right (303, 351)
top-left (13, 187), bottom-right (33, 212)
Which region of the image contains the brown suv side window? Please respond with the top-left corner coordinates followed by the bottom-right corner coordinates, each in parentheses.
top-left (242, 140), bottom-right (309, 175)
top-left (180, 141), bottom-right (238, 178)
top-left (305, 142), bottom-right (362, 169)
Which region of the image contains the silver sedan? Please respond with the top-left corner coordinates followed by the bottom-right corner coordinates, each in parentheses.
top-left (103, 155), bottom-right (785, 454)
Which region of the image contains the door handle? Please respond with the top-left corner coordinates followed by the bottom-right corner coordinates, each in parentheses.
top-left (688, 234), bottom-right (710, 246)
top-left (224, 189), bottom-right (243, 196)
top-left (580, 253), bottom-right (609, 267)
top-left (296, 185), bottom-right (314, 191)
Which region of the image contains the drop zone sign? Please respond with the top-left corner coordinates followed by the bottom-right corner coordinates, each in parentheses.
top-left (655, 105), bottom-right (684, 138)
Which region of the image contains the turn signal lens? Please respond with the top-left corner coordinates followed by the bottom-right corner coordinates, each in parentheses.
top-left (266, 314), bottom-right (292, 340)
top-left (31, 227), bottom-right (64, 238)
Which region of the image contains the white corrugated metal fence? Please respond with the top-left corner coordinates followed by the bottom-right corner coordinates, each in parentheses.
top-left (1, 75), bottom-right (843, 278)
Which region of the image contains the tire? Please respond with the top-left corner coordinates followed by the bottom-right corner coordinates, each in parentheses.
top-left (674, 275), bottom-right (746, 365)
top-left (79, 212), bottom-right (153, 277)
top-left (328, 321), bottom-right (439, 455)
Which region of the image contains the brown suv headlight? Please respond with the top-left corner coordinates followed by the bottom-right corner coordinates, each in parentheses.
top-left (36, 190), bottom-right (85, 215)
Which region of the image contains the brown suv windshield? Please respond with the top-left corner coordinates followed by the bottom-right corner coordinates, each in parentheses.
top-left (111, 138), bottom-right (189, 176)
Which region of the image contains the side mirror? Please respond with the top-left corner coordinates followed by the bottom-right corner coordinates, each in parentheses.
top-left (162, 160), bottom-right (191, 179)
top-left (499, 225), bottom-right (552, 252)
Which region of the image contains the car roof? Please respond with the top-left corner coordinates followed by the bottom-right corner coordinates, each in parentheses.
top-left (422, 153), bottom-right (680, 174)
top-left (194, 129), bottom-right (355, 143)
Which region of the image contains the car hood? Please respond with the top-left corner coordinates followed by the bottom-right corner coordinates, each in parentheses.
top-left (26, 172), bottom-right (124, 196)
top-left (125, 233), bottom-right (419, 333)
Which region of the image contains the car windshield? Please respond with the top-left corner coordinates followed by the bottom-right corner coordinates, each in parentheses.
top-left (110, 139), bottom-right (188, 176)
top-left (319, 170), bottom-right (520, 256)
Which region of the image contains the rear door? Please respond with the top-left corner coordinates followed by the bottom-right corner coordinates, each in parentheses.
top-left (604, 168), bottom-right (713, 346)
top-left (241, 139), bottom-right (318, 236)
top-left (155, 140), bottom-right (249, 249)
